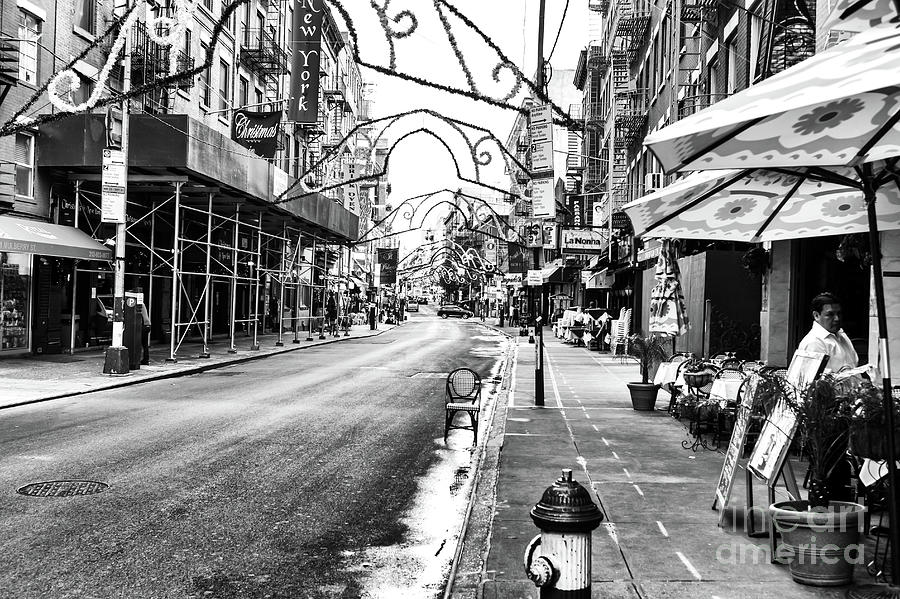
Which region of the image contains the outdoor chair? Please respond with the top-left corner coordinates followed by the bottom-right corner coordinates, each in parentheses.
top-left (740, 360), bottom-right (764, 374)
top-left (444, 368), bottom-right (482, 446)
top-left (611, 308), bottom-right (632, 356)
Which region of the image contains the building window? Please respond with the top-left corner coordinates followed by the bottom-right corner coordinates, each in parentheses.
top-left (17, 10), bottom-right (41, 85)
top-left (218, 59), bottom-right (230, 113)
top-left (199, 42), bottom-right (211, 107)
top-left (0, 253), bottom-right (32, 351)
top-left (748, 11), bottom-right (762, 84)
top-left (75, 0), bottom-right (95, 35)
top-left (239, 76), bottom-right (249, 108)
top-left (726, 36), bottom-right (738, 94)
top-left (14, 133), bottom-right (34, 198)
top-left (254, 87), bottom-right (263, 108)
top-left (707, 57), bottom-right (719, 98)
top-left (203, 0), bottom-right (213, 12)
top-left (222, 0), bottom-right (234, 32)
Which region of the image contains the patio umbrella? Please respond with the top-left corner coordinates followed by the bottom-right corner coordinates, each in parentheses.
top-left (644, 23), bottom-right (900, 172)
top-left (639, 23), bottom-right (900, 592)
top-left (648, 239), bottom-right (689, 336)
top-left (820, 0), bottom-right (899, 33)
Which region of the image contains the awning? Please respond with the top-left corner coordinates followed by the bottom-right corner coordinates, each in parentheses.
top-left (540, 266), bottom-right (560, 283)
top-left (584, 268), bottom-right (613, 289)
top-left (350, 276), bottom-right (367, 290)
top-left (0, 216), bottom-right (112, 260)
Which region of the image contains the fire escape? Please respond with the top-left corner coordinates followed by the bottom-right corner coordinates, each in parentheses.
top-left (129, 20), bottom-right (195, 114)
top-left (0, 33), bottom-right (19, 208)
top-left (678, 0), bottom-right (720, 119)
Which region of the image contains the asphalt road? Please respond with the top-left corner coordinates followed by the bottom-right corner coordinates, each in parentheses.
top-left (0, 311), bottom-right (507, 599)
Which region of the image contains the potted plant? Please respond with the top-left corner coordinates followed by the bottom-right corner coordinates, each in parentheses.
top-left (767, 375), bottom-right (866, 587)
top-left (625, 333), bottom-right (669, 411)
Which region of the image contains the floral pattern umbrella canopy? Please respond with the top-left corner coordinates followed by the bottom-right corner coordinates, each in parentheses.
top-left (821, 0), bottom-right (899, 32)
top-left (644, 23), bottom-right (900, 173)
top-left (621, 166), bottom-right (900, 242)
top-left (648, 240), bottom-right (689, 336)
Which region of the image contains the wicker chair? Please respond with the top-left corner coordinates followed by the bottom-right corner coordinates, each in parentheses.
top-left (444, 368), bottom-right (482, 446)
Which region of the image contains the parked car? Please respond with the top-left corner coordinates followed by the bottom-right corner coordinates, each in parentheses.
top-left (418, 296), bottom-right (428, 305)
top-left (437, 304), bottom-right (473, 319)
top-left (406, 302), bottom-right (419, 312)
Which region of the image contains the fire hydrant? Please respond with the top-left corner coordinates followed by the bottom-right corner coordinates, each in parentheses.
top-left (524, 468), bottom-right (604, 598)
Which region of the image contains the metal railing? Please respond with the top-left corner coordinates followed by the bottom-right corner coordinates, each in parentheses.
top-left (678, 93), bottom-right (731, 119)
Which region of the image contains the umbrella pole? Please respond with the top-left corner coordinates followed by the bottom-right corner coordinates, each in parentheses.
top-left (848, 188), bottom-right (900, 597)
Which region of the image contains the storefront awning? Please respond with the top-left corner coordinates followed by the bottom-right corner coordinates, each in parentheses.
top-left (540, 266), bottom-right (560, 283)
top-left (350, 276), bottom-right (367, 290)
top-left (0, 216), bottom-right (112, 260)
top-left (584, 268), bottom-right (613, 289)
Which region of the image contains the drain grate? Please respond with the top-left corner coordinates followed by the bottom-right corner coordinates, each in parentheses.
top-left (17, 480), bottom-right (109, 497)
top-left (410, 372), bottom-right (449, 379)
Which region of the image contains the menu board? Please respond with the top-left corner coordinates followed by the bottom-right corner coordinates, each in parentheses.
top-left (714, 376), bottom-right (755, 512)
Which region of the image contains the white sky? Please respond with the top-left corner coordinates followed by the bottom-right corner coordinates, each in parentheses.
top-left (333, 1), bottom-right (589, 253)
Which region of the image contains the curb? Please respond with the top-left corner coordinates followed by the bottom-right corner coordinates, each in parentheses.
top-left (1, 325), bottom-right (398, 410)
top-left (445, 329), bottom-right (516, 599)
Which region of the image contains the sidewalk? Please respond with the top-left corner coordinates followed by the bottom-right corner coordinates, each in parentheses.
top-left (0, 323), bottom-right (399, 410)
top-left (452, 327), bottom-right (868, 599)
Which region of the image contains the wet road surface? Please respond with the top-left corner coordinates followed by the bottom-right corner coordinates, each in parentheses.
top-left (0, 313), bottom-right (508, 598)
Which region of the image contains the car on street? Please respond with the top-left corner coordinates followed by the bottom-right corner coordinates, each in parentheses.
top-left (437, 304), bottom-right (473, 319)
top-left (406, 302), bottom-right (419, 312)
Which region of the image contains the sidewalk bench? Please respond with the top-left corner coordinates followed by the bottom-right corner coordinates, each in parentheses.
top-left (444, 367), bottom-right (482, 446)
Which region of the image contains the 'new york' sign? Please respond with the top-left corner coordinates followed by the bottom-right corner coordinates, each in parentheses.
top-left (289, 0), bottom-right (324, 123)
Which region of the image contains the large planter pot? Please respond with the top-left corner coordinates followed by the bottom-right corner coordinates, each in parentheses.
top-left (769, 500), bottom-right (865, 587)
top-left (627, 383), bottom-right (659, 411)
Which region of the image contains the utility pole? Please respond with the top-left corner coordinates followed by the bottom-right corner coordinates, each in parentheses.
top-left (533, 0), bottom-right (547, 407)
top-left (103, 0), bottom-right (132, 374)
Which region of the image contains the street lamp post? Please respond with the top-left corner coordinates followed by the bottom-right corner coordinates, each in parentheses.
top-left (532, 0), bottom-right (547, 407)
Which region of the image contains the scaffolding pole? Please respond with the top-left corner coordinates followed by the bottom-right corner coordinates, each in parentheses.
top-left (167, 181), bottom-right (183, 362)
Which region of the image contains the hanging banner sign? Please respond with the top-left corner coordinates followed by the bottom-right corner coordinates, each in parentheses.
top-left (526, 269), bottom-right (543, 286)
top-left (231, 109), bottom-right (281, 158)
top-left (592, 200), bottom-right (605, 228)
top-left (531, 177), bottom-right (556, 219)
top-left (542, 222), bottom-right (557, 250)
top-left (561, 228), bottom-right (607, 254)
top-left (101, 148), bottom-right (127, 224)
top-left (484, 239), bottom-right (498, 264)
top-left (288, 0), bottom-right (324, 123)
top-left (376, 247), bottom-right (398, 285)
top-left (508, 244), bottom-right (526, 273)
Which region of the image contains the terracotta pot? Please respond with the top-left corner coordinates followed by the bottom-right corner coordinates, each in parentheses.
top-left (627, 383), bottom-right (659, 411)
top-left (769, 500), bottom-right (865, 587)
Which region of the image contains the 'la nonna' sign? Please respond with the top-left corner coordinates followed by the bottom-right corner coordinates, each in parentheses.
top-left (561, 229), bottom-right (607, 254)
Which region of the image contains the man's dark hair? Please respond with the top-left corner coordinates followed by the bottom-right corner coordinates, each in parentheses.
top-left (811, 292), bottom-right (841, 314)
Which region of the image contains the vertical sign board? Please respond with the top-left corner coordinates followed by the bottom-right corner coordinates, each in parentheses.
top-left (484, 239), bottom-right (497, 265)
top-left (508, 245), bottom-right (526, 273)
top-left (289, 0), bottom-right (324, 123)
top-left (532, 177), bottom-right (556, 219)
top-left (714, 375), bottom-right (757, 513)
top-left (101, 148), bottom-right (126, 224)
top-left (526, 269), bottom-right (543, 287)
top-left (376, 248), bottom-right (398, 285)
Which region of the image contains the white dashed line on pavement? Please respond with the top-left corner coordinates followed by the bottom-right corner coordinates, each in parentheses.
top-left (601, 437), bottom-right (609, 446)
top-left (611, 451), bottom-right (619, 460)
top-left (676, 551), bottom-right (702, 581)
top-left (632, 484), bottom-right (644, 497)
top-left (622, 468), bottom-right (631, 479)
top-left (656, 521), bottom-right (669, 537)
top-left (592, 424), bottom-right (599, 432)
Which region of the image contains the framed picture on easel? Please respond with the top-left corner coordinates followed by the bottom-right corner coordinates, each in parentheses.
top-left (747, 350), bottom-right (829, 483)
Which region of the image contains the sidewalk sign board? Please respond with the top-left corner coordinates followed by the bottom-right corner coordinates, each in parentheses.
top-left (101, 148), bottom-right (126, 224)
top-left (714, 377), bottom-right (756, 517)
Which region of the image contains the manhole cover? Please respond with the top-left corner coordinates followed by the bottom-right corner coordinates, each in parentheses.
top-left (16, 480), bottom-right (109, 497)
top-left (410, 372), bottom-right (449, 379)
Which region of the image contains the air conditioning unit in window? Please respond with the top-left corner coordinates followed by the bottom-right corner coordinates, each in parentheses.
top-left (644, 172), bottom-right (664, 193)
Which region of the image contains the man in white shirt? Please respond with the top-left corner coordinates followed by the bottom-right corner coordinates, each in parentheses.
top-left (797, 292), bottom-right (859, 373)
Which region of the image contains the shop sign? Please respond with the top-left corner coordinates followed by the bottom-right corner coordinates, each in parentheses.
top-left (101, 148), bottom-right (126, 224)
top-left (484, 239), bottom-right (497, 264)
top-left (526, 269), bottom-right (543, 286)
top-left (542, 222), bottom-right (557, 250)
top-left (592, 199), bottom-right (605, 228)
top-left (231, 109), bottom-right (280, 158)
top-left (524, 220), bottom-right (543, 248)
top-left (504, 273), bottom-right (523, 285)
top-left (508, 245), bottom-right (526, 273)
top-left (611, 211), bottom-right (632, 232)
top-left (288, 0), bottom-right (324, 123)
top-left (531, 177), bottom-right (556, 218)
top-left (560, 228), bottom-right (607, 254)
